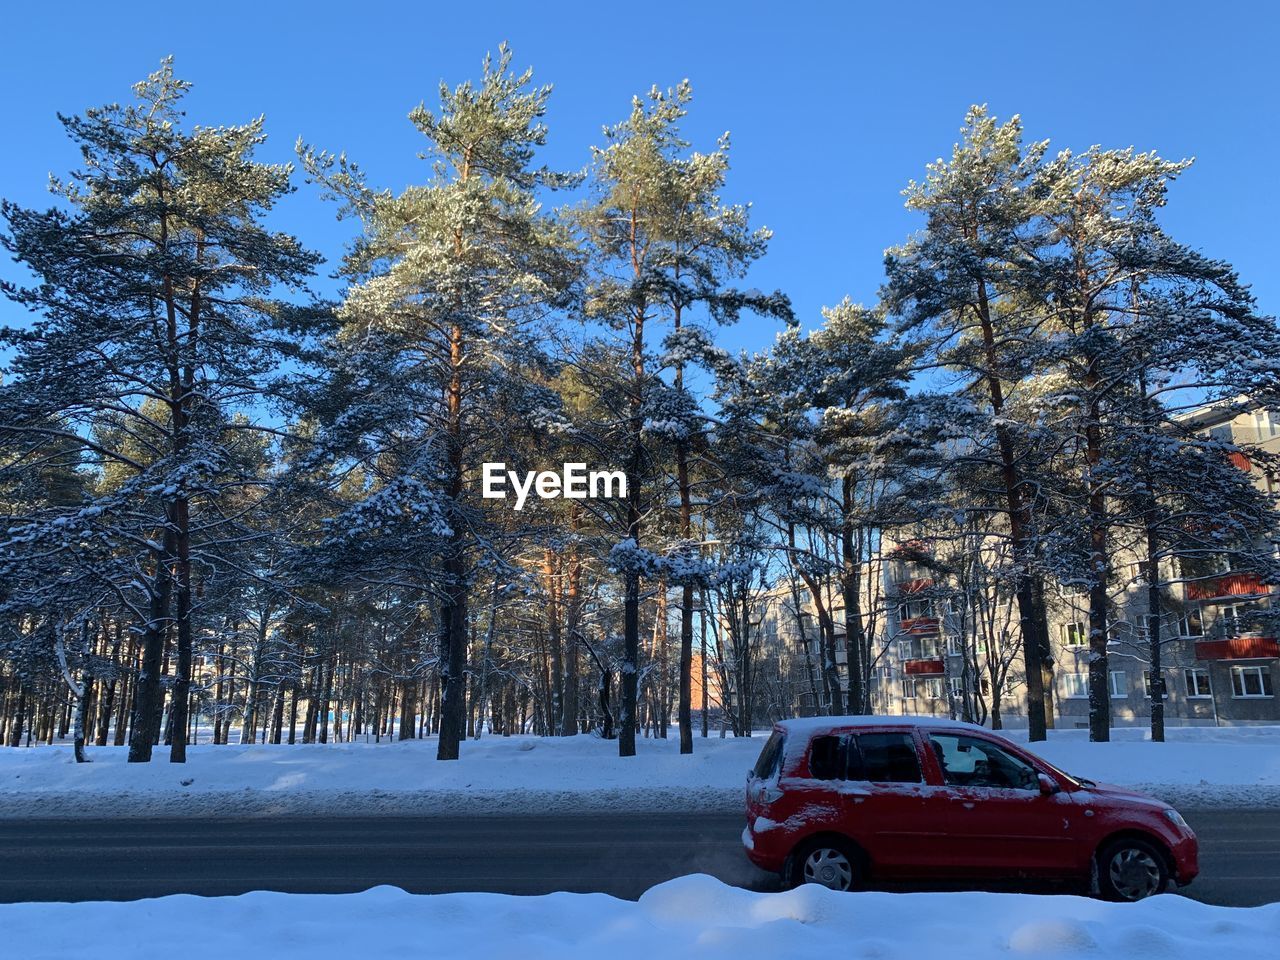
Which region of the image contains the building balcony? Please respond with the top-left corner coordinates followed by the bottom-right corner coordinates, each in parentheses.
top-left (899, 616), bottom-right (940, 636)
top-left (893, 577), bottom-right (934, 596)
top-left (1194, 637), bottom-right (1280, 661)
top-left (1186, 572), bottom-right (1270, 601)
top-left (904, 658), bottom-right (946, 676)
top-left (887, 539), bottom-right (931, 559)
top-left (1229, 450), bottom-right (1252, 472)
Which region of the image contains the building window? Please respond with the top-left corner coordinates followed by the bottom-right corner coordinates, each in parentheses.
top-left (948, 676), bottom-right (965, 698)
top-left (903, 677), bottom-right (944, 701)
top-left (1109, 671), bottom-right (1127, 698)
top-left (1184, 668), bottom-right (1212, 699)
top-left (1062, 673), bottom-right (1088, 699)
top-left (1062, 622), bottom-right (1087, 647)
top-left (1176, 609), bottom-right (1204, 638)
top-left (1215, 601), bottom-right (1264, 636)
top-left (946, 634), bottom-right (963, 656)
top-left (1209, 424), bottom-right (1234, 443)
top-left (899, 599), bottom-right (934, 621)
top-left (902, 636), bottom-right (942, 659)
top-left (1254, 409), bottom-right (1278, 439)
top-left (1143, 672), bottom-right (1168, 700)
top-left (1230, 665), bottom-right (1274, 698)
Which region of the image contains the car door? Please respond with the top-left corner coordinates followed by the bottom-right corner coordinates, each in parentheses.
top-left (834, 729), bottom-right (956, 877)
top-left (924, 730), bottom-right (1079, 877)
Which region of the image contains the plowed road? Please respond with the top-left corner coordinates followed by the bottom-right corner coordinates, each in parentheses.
top-left (0, 808), bottom-right (1273, 905)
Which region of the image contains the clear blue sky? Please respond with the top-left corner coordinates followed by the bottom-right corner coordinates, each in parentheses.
top-left (2, 1), bottom-right (1277, 359)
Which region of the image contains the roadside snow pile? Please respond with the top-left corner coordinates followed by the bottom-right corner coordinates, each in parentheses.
top-left (2, 875), bottom-right (1277, 960)
top-left (1014, 726), bottom-right (1280, 808)
top-left (2, 724), bottom-right (1278, 817)
top-left (0, 733), bottom-right (754, 817)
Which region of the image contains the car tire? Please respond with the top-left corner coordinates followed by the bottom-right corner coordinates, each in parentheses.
top-left (789, 837), bottom-right (861, 892)
top-left (1097, 837), bottom-right (1169, 902)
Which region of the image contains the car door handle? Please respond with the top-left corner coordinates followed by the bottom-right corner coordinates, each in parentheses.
top-left (959, 801), bottom-right (975, 809)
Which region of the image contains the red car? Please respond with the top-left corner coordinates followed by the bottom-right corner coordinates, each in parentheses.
top-left (743, 716), bottom-right (1198, 901)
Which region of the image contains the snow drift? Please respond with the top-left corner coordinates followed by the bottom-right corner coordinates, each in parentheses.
top-left (2, 875), bottom-right (1277, 960)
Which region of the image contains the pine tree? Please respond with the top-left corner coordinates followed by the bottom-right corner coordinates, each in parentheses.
top-left (1029, 144), bottom-right (1280, 741)
top-left (884, 106), bottom-right (1056, 740)
top-left (578, 81), bottom-right (786, 756)
top-left (1, 59), bottom-right (321, 761)
top-left (299, 45), bottom-right (578, 760)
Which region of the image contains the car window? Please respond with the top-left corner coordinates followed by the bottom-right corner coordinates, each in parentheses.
top-left (929, 733), bottom-right (1037, 791)
top-left (807, 735), bottom-right (844, 779)
top-left (853, 732), bottom-right (921, 783)
top-left (752, 730), bottom-right (786, 779)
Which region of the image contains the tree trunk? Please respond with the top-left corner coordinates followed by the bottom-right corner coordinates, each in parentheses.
top-left (561, 513), bottom-right (582, 737)
top-left (169, 495), bottom-right (194, 763)
top-left (840, 478), bottom-right (866, 714)
top-left (542, 549), bottom-right (565, 735)
top-left (1083, 307), bottom-right (1111, 743)
top-left (129, 530), bottom-right (176, 763)
top-left (974, 279), bottom-right (1051, 740)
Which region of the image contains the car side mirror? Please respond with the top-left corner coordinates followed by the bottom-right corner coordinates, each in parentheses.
top-left (1038, 773), bottom-right (1060, 796)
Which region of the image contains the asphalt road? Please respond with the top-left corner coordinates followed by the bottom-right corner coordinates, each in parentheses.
top-left (0, 808), bottom-right (1274, 906)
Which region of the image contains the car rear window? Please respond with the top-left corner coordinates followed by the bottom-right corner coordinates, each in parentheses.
top-left (805, 731), bottom-right (922, 783)
top-left (752, 730), bottom-right (786, 779)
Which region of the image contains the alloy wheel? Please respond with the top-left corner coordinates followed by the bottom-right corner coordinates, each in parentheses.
top-left (801, 847), bottom-right (854, 891)
top-left (1107, 847), bottom-right (1164, 900)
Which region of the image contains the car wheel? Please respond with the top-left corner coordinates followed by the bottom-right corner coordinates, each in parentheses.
top-left (1097, 838), bottom-right (1169, 902)
top-left (790, 838), bottom-right (859, 892)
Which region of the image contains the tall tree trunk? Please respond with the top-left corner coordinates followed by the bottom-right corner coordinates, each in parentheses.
top-left (475, 579), bottom-right (500, 739)
top-left (1137, 365), bottom-right (1165, 742)
top-left (673, 294), bottom-right (696, 753)
top-left (542, 549), bottom-right (565, 735)
top-left (287, 682), bottom-right (299, 745)
top-left (840, 477), bottom-right (866, 714)
top-left (169, 496), bottom-right (194, 762)
top-left (561, 511), bottom-right (582, 736)
top-left (71, 622), bottom-right (92, 764)
top-left (398, 674), bottom-right (417, 741)
top-left (437, 322), bottom-right (468, 761)
top-left (699, 596), bottom-right (709, 737)
top-left (619, 222), bottom-right (647, 759)
top-left (974, 279), bottom-right (1051, 740)
top-left (129, 531), bottom-right (176, 763)
top-left (1083, 298), bottom-right (1111, 743)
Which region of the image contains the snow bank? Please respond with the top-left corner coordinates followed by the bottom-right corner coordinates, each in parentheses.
top-left (1, 875), bottom-right (1277, 959)
top-left (2, 725), bottom-right (1278, 818)
top-left (0, 733), bottom-right (753, 818)
top-left (1013, 726), bottom-right (1280, 808)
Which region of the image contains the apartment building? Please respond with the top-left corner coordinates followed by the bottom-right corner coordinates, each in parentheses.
top-left (765, 401), bottom-right (1280, 727)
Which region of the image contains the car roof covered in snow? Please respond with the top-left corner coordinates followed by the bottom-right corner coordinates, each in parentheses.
top-left (773, 715), bottom-right (993, 739)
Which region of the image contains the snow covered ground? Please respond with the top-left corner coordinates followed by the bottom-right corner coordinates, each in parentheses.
top-left (2, 875), bottom-right (1277, 960)
top-left (1, 723), bottom-right (1278, 818)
